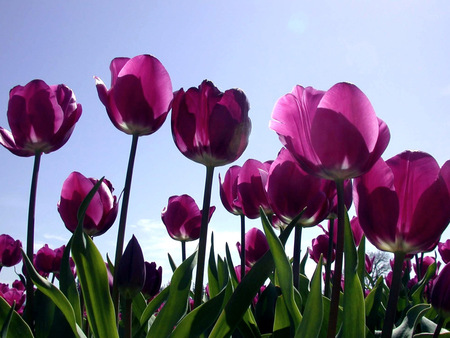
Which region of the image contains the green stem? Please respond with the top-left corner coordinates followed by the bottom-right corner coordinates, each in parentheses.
top-left (193, 166), bottom-right (215, 308)
top-left (25, 151), bottom-right (42, 331)
top-left (432, 316), bottom-right (445, 338)
top-left (113, 134), bottom-right (139, 323)
top-left (325, 218), bottom-right (335, 298)
top-left (381, 251), bottom-right (406, 338)
top-left (124, 298), bottom-right (132, 338)
top-left (293, 224), bottom-right (302, 290)
top-left (240, 214), bottom-right (246, 279)
top-left (181, 241), bottom-right (186, 262)
top-left (327, 179), bottom-right (345, 338)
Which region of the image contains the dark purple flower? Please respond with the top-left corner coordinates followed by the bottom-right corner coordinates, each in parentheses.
top-left (161, 194), bottom-right (215, 241)
top-left (142, 262), bottom-right (162, 299)
top-left (58, 171), bottom-right (118, 237)
top-left (219, 165), bottom-right (243, 216)
top-left (34, 244), bottom-right (67, 275)
top-left (95, 54), bottom-right (173, 136)
top-left (117, 235), bottom-right (145, 300)
top-left (0, 234), bottom-right (22, 267)
top-left (431, 262), bottom-right (450, 318)
top-left (438, 240), bottom-right (450, 264)
top-left (309, 234), bottom-right (335, 264)
top-left (171, 80), bottom-right (251, 167)
top-left (0, 79), bottom-right (82, 157)
top-left (0, 282), bottom-right (26, 314)
top-left (236, 227), bottom-right (269, 267)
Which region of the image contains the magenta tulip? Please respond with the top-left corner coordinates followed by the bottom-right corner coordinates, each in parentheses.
top-left (237, 159), bottom-right (273, 219)
top-left (58, 171), bottom-right (118, 237)
top-left (431, 262), bottom-right (450, 318)
top-left (236, 227), bottom-right (270, 267)
top-left (354, 151), bottom-right (450, 254)
top-left (219, 165), bottom-right (243, 216)
top-left (161, 194), bottom-right (215, 241)
top-left (34, 244), bottom-right (66, 274)
top-left (0, 234), bottom-right (22, 268)
top-left (0, 282), bottom-right (26, 314)
top-left (171, 80), bottom-right (251, 167)
top-left (438, 240), bottom-right (450, 264)
top-left (95, 54), bottom-right (173, 136)
top-left (309, 234), bottom-right (335, 264)
top-left (413, 256), bottom-right (440, 280)
top-left (0, 79), bottom-right (82, 157)
top-left (270, 83), bottom-right (390, 180)
top-left (267, 148), bottom-right (333, 226)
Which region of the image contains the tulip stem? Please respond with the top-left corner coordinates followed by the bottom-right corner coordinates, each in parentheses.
top-left (381, 251), bottom-right (406, 338)
top-left (181, 241), bottom-right (186, 262)
top-left (240, 214), bottom-right (246, 279)
top-left (324, 218), bottom-right (334, 298)
top-left (124, 298), bottom-right (132, 338)
top-left (327, 179), bottom-right (345, 338)
top-left (113, 133), bottom-right (139, 323)
top-left (193, 165), bottom-right (215, 308)
top-left (432, 316), bottom-right (444, 338)
top-left (293, 224), bottom-right (302, 290)
top-left (25, 151), bottom-right (42, 331)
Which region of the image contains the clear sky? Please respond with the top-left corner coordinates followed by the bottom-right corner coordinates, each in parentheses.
top-left (1, 1), bottom-right (449, 285)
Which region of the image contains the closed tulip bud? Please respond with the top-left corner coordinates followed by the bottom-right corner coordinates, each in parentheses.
top-left (0, 234), bottom-right (22, 268)
top-left (431, 262), bottom-right (450, 319)
top-left (438, 240), bottom-right (450, 264)
top-left (95, 54), bottom-right (173, 136)
top-left (171, 80), bottom-right (251, 167)
top-left (117, 236), bottom-right (145, 300)
top-left (58, 171), bottom-right (118, 237)
top-left (0, 79), bottom-right (82, 157)
top-left (309, 234), bottom-right (335, 264)
top-left (236, 228), bottom-right (269, 267)
top-left (142, 262), bottom-right (162, 299)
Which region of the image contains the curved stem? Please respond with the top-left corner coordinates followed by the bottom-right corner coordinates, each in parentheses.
top-left (25, 151), bottom-right (42, 330)
top-left (293, 224), bottom-right (302, 289)
top-left (327, 179), bottom-right (345, 338)
top-left (113, 134), bottom-right (139, 323)
top-left (325, 218), bottom-right (335, 298)
top-left (240, 214), bottom-right (246, 280)
top-left (381, 251), bottom-right (406, 338)
top-left (193, 166), bottom-right (215, 308)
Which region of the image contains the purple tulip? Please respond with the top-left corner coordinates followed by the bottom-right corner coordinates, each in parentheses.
top-left (161, 194), bottom-right (215, 241)
top-left (327, 179), bottom-right (353, 219)
top-left (0, 234), bottom-right (22, 268)
top-left (236, 227), bottom-right (269, 267)
top-left (142, 262), bottom-right (162, 299)
top-left (219, 165), bottom-right (243, 216)
top-left (34, 244), bottom-right (66, 274)
top-left (0, 79), bottom-right (82, 157)
top-left (438, 240), bottom-right (450, 264)
top-left (270, 83), bottom-right (390, 180)
top-left (237, 159), bottom-right (273, 219)
top-left (413, 256), bottom-right (440, 280)
top-left (431, 262), bottom-right (450, 318)
top-left (171, 80), bottom-right (251, 167)
top-left (0, 282), bottom-right (26, 314)
top-left (267, 148), bottom-right (333, 226)
top-left (95, 54), bottom-right (173, 136)
top-left (58, 171), bottom-right (118, 237)
top-left (117, 235), bottom-right (145, 300)
top-left (365, 254), bottom-right (375, 274)
top-left (309, 234), bottom-right (335, 264)
top-left (354, 151), bottom-right (450, 254)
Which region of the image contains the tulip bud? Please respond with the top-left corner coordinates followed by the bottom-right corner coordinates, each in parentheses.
top-left (431, 263), bottom-right (450, 319)
top-left (0, 234), bottom-right (22, 267)
top-left (117, 236), bottom-right (145, 300)
top-left (142, 262), bottom-right (162, 299)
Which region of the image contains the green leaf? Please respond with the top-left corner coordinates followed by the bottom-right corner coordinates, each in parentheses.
top-left (365, 277), bottom-right (385, 332)
top-left (208, 232), bottom-right (220, 298)
top-left (167, 253), bottom-right (177, 273)
top-left (255, 283), bottom-right (277, 334)
top-left (147, 251), bottom-right (197, 337)
top-left (392, 304), bottom-right (431, 338)
top-left (0, 297), bottom-right (33, 338)
top-left (138, 286), bottom-right (169, 327)
top-left (411, 262), bottom-right (437, 304)
top-left (261, 210), bottom-right (302, 329)
top-left (295, 256), bottom-right (323, 338)
top-left (273, 295), bottom-right (291, 337)
top-left (341, 209), bottom-right (365, 338)
top-left (357, 236), bottom-right (366, 293)
top-left (171, 281), bottom-right (232, 337)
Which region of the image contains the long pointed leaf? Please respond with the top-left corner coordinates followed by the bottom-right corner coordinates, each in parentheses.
top-left (0, 298), bottom-right (33, 338)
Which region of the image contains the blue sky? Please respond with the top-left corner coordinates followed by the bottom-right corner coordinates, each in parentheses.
top-left (1, 1), bottom-right (449, 284)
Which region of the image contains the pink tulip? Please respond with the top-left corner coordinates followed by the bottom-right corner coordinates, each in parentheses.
top-left (267, 148), bottom-right (333, 226)
top-left (0, 79), bottom-right (82, 157)
top-left (237, 159), bottom-right (272, 219)
top-left (270, 83), bottom-right (390, 180)
top-left (431, 262), bottom-right (450, 318)
top-left (161, 194), bottom-right (215, 241)
top-left (58, 172), bottom-right (118, 237)
top-left (236, 227), bottom-right (269, 267)
top-left (219, 165), bottom-right (243, 216)
top-left (171, 80), bottom-right (251, 167)
top-left (354, 151), bottom-right (450, 254)
top-left (438, 240), bottom-right (450, 264)
top-left (95, 54), bottom-right (173, 136)
top-left (0, 282), bottom-right (26, 314)
top-left (0, 234), bottom-right (22, 268)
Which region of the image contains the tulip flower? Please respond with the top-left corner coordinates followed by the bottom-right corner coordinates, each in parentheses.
top-left (0, 79), bottom-right (82, 157)
top-left (354, 151), bottom-right (450, 255)
top-left (270, 82), bottom-right (390, 181)
top-left (0, 234), bottom-right (22, 268)
top-left (219, 165), bottom-right (243, 216)
top-left (267, 148), bottom-right (333, 226)
top-left (58, 172), bottom-right (118, 237)
top-left (431, 262), bottom-right (450, 320)
top-left (142, 262), bottom-right (162, 299)
top-left (117, 236), bottom-right (145, 300)
top-left (0, 282), bottom-right (26, 314)
top-left (309, 234), bottom-right (335, 264)
top-left (171, 79), bottom-right (251, 167)
top-left (413, 256), bottom-right (440, 281)
top-left (34, 244), bottom-right (67, 275)
top-left (438, 240), bottom-right (450, 264)
top-left (237, 159), bottom-right (273, 219)
top-left (95, 54), bottom-right (173, 136)
top-left (236, 228), bottom-right (270, 267)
